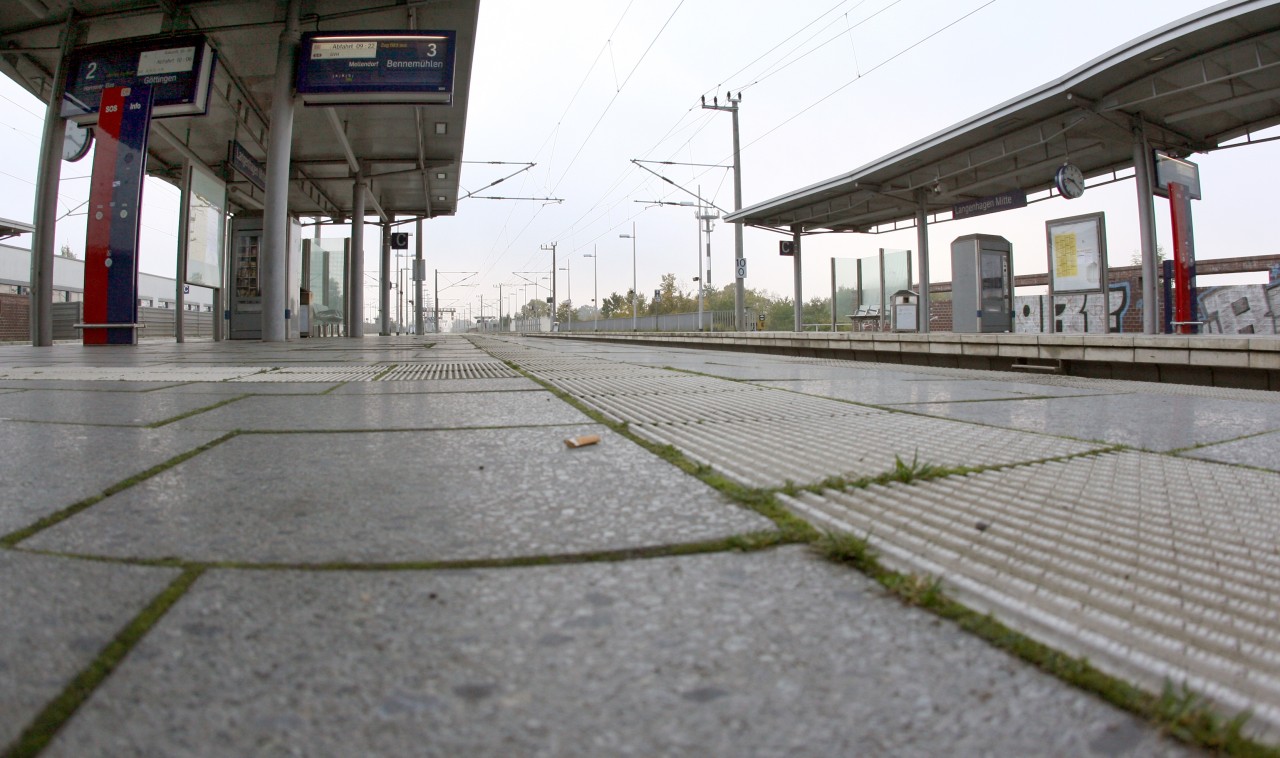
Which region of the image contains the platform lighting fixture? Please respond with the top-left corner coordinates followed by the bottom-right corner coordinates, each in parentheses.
top-left (435, 172), bottom-right (447, 180)
top-left (434, 122), bottom-right (447, 135)
top-left (436, 195), bottom-right (447, 202)
top-left (1146, 47), bottom-right (1179, 63)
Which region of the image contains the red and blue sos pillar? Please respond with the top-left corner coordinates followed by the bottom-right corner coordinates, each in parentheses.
top-left (83, 85), bottom-right (152, 345)
top-left (1168, 182), bottom-right (1198, 335)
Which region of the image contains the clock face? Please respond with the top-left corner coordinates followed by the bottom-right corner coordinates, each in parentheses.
top-left (1055, 163), bottom-right (1085, 199)
top-left (62, 122), bottom-right (93, 162)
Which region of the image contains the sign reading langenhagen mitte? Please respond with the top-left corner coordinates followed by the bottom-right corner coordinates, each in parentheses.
top-left (952, 189), bottom-right (1027, 221)
top-left (296, 31), bottom-right (456, 105)
top-left (62, 34), bottom-right (216, 125)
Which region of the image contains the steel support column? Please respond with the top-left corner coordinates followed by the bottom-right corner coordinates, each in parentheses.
top-left (791, 224), bottom-right (803, 332)
top-left (350, 168), bottom-right (366, 337)
top-left (915, 192), bottom-right (931, 334)
top-left (30, 14), bottom-right (79, 346)
top-left (379, 221), bottom-right (391, 335)
top-left (414, 217), bottom-right (424, 335)
top-left (1133, 122), bottom-right (1160, 334)
top-left (260, 0), bottom-right (301, 342)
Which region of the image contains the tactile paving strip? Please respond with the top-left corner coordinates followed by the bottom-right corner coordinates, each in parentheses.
top-left (545, 374), bottom-right (762, 397)
top-left (631, 414), bottom-right (1105, 488)
top-left (229, 366), bottom-right (386, 382)
top-left (379, 362), bottom-right (519, 380)
top-left (578, 385), bottom-right (883, 425)
top-left (779, 450), bottom-right (1280, 736)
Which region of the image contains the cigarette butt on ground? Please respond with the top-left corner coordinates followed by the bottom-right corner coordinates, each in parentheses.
top-left (564, 434), bottom-right (601, 448)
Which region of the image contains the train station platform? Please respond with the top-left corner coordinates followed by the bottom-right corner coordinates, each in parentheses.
top-left (1, 334), bottom-right (1277, 755)
top-left (546, 329), bottom-right (1280, 391)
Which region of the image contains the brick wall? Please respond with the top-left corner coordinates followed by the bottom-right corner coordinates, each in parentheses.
top-left (0, 293), bottom-right (28, 341)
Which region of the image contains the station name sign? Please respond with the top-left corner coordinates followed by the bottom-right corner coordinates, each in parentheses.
top-left (62, 34), bottom-right (216, 126)
top-left (952, 189), bottom-right (1027, 221)
top-left (227, 140), bottom-right (266, 192)
top-left (296, 30), bottom-right (456, 106)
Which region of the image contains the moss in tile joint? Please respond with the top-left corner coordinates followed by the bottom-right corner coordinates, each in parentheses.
top-left (147, 394), bottom-right (251, 428)
top-left (803, 448), bottom-right (1124, 495)
top-left (4, 567), bottom-right (206, 758)
top-left (813, 531), bottom-right (1273, 756)
top-left (0, 432), bottom-right (240, 548)
top-left (491, 358), bottom-right (818, 543)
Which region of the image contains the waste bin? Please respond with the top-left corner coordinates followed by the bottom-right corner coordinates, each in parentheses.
top-left (891, 289), bottom-right (919, 332)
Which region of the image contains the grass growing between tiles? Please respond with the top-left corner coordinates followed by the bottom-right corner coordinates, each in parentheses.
top-left (495, 358), bottom-right (819, 544)
top-left (0, 432), bottom-right (240, 549)
top-left (815, 532), bottom-right (1274, 757)
top-left (3, 568), bottom-right (206, 758)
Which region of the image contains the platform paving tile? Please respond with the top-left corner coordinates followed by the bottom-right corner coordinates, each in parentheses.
top-left (1180, 430), bottom-right (1280, 471)
top-left (0, 366), bottom-right (263, 382)
top-left (325, 376), bottom-right (540, 394)
top-left (43, 549), bottom-right (1191, 758)
top-left (579, 384), bottom-right (884, 426)
top-left (0, 423), bottom-right (224, 536)
top-left (751, 377), bottom-right (1106, 405)
top-left (166, 389), bottom-right (590, 432)
top-left (904, 392), bottom-right (1280, 451)
top-left (631, 413), bottom-right (1105, 488)
top-left (546, 374), bottom-right (763, 397)
top-left (0, 379), bottom-right (186, 392)
top-left (779, 451), bottom-right (1280, 739)
top-left (0, 389), bottom-right (245, 427)
top-left (149, 381), bottom-right (340, 395)
top-left (0, 551), bottom-right (180, 749)
top-left (24, 424), bottom-right (771, 564)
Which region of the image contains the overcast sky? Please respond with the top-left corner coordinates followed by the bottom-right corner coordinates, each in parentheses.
top-left (2, 0), bottom-right (1276, 324)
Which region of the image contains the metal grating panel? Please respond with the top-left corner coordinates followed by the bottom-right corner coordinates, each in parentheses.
top-left (780, 451), bottom-right (1280, 736)
top-left (230, 366), bottom-right (385, 382)
top-left (378, 363), bottom-right (519, 380)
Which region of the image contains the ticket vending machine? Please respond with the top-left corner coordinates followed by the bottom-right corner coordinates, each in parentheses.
top-left (951, 234), bottom-right (1013, 333)
top-left (228, 212), bottom-right (302, 339)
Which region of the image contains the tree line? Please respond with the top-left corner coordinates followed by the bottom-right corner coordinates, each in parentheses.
top-left (511, 272), bottom-right (833, 330)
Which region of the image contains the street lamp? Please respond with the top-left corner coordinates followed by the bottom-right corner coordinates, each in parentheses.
top-left (620, 223), bottom-right (636, 331)
top-left (558, 257), bottom-right (572, 330)
top-left (583, 246), bottom-right (598, 332)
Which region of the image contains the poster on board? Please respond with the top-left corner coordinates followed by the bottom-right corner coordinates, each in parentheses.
top-left (1046, 212), bottom-right (1108, 295)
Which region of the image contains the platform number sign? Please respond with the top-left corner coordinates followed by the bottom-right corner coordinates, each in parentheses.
top-left (391, 232), bottom-right (409, 249)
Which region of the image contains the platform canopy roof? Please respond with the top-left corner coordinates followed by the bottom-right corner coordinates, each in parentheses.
top-left (726, 0), bottom-right (1280, 233)
top-left (0, 0), bottom-right (479, 221)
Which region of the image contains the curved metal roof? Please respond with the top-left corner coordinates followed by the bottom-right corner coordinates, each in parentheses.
top-left (726, 0), bottom-right (1280, 232)
top-left (0, 0), bottom-right (479, 220)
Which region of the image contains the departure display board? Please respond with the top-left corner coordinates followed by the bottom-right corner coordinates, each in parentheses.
top-left (296, 30), bottom-right (456, 105)
top-left (62, 34), bottom-right (216, 125)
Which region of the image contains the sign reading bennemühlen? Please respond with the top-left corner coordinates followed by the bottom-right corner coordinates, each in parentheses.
top-left (296, 30), bottom-right (456, 105)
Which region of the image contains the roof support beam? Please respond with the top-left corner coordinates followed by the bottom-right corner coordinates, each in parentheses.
top-left (325, 108), bottom-right (361, 174)
top-left (325, 108), bottom-right (388, 222)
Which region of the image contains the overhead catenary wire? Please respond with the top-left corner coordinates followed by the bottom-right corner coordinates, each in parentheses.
top-left (479, 0), bottom-right (1002, 294)
top-left (631, 0), bottom-right (1003, 219)
top-left (548, 0), bottom-right (687, 195)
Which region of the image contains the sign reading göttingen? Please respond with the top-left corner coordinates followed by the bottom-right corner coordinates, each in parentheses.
top-left (296, 31), bottom-right (456, 106)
